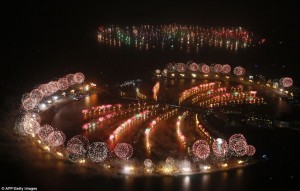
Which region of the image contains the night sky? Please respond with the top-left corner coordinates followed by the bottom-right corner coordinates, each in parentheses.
top-left (8, 1), bottom-right (295, 38)
top-left (6, 0), bottom-right (297, 70)
top-left (5, 1), bottom-right (297, 83)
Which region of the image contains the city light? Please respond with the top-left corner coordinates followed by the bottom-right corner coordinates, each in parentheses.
top-left (98, 25), bottom-right (253, 51)
top-left (15, 70), bottom-right (282, 176)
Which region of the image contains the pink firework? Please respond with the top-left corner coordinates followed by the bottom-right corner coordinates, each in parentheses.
top-left (229, 134), bottom-right (248, 157)
top-left (192, 140), bottom-right (210, 159)
top-left (30, 89), bottom-right (44, 102)
top-left (233, 66), bottom-right (246, 76)
top-left (74, 72), bottom-right (85, 84)
top-left (144, 159), bottom-right (154, 168)
top-left (66, 74), bottom-right (76, 85)
top-left (201, 64), bottom-right (210, 74)
top-left (49, 81), bottom-right (60, 93)
top-left (162, 69), bottom-right (168, 77)
top-left (155, 69), bottom-right (161, 74)
top-left (45, 82), bottom-right (54, 96)
top-left (58, 78), bottom-right (69, 90)
top-left (167, 63), bottom-right (175, 72)
top-left (67, 135), bottom-right (89, 162)
top-left (24, 112), bottom-right (41, 123)
top-left (22, 98), bottom-right (37, 111)
top-left (68, 136), bottom-right (89, 150)
top-left (176, 63), bottom-right (186, 72)
top-left (47, 131), bottom-right (66, 147)
top-left (165, 157), bottom-right (175, 165)
top-left (282, 77), bottom-right (293, 87)
top-left (189, 63), bottom-right (199, 71)
top-left (38, 124), bottom-right (54, 142)
top-left (88, 142), bottom-right (108, 162)
top-left (38, 84), bottom-right (49, 96)
top-left (214, 64), bottom-right (223, 73)
top-left (114, 143), bottom-right (133, 160)
top-left (55, 81), bottom-right (62, 90)
top-left (133, 28), bottom-right (138, 35)
top-left (21, 93), bottom-right (30, 103)
top-left (221, 64), bottom-right (231, 74)
top-left (246, 145), bottom-right (256, 156)
top-left (23, 118), bottom-right (40, 135)
top-left (212, 138), bottom-right (228, 158)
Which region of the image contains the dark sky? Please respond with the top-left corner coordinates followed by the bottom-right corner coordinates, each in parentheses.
top-left (8, 0), bottom-right (295, 35)
top-left (7, 0), bottom-right (296, 48)
top-left (5, 0), bottom-right (297, 83)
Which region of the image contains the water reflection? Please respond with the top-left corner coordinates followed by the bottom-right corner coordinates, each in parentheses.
top-left (182, 176), bottom-right (190, 191)
top-left (222, 171), bottom-right (228, 181)
top-left (200, 174), bottom-right (210, 190)
top-left (163, 176), bottom-right (173, 191)
top-left (84, 94), bottom-right (99, 107)
top-left (236, 168), bottom-right (243, 178)
top-left (124, 176), bottom-right (134, 191)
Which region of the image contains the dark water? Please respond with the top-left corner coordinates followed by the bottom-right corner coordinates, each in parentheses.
top-left (2, 2), bottom-right (300, 191)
